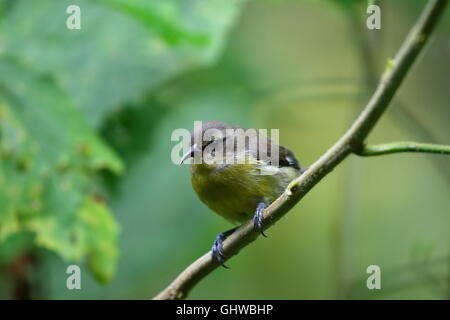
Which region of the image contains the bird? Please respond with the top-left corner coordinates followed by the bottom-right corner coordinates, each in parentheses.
top-left (180, 121), bottom-right (306, 267)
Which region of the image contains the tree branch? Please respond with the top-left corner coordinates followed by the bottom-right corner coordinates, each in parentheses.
top-left (356, 141), bottom-right (450, 156)
top-left (153, 0), bottom-right (448, 300)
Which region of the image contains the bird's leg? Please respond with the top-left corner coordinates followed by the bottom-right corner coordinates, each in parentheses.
top-left (211, 227), bottom-right (238, 268)
top-left (253, 202), bottom-right (268, 237)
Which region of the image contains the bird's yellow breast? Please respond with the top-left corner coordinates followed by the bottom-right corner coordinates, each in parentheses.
top-left (190, 161), bottom-right (298, 224)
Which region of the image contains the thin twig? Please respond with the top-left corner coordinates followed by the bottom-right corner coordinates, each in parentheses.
top-left (153, 0), bottom-right (448, 300)
top-left (356, 141), bottom-right (450, 156)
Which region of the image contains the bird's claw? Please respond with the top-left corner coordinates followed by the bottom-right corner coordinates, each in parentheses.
top-left (211, 202), bottom-right (268, 269)
top-left (211, 227), bottom-right (237, 268)
top-left (253, 202), bottom-right (267, 237)
top-left (211, 233), bottom-right (229, 268)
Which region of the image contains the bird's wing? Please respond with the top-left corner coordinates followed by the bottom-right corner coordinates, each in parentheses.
top-left (277, 145), bottom-right (301, 170)
top-left (256, 137), bottom-right (301, 171)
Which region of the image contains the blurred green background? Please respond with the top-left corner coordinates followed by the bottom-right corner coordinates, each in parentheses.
top-left (0, 0), bottom-right (449, 299)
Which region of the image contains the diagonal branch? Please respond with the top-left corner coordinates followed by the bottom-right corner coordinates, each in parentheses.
top-left (356, 141), bottom-right (450, 156)
top-left (153, 0), bottom-right (448, 300)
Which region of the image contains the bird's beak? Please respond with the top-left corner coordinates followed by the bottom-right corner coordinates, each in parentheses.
top-left (179, 144), bottom-right (199, 165)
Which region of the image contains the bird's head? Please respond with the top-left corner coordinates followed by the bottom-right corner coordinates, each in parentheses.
top-left (179, 121), bottom-right (242, 165)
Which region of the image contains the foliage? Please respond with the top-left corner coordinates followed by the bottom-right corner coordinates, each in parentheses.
top-left (0, 0), bottom-right (244, 286)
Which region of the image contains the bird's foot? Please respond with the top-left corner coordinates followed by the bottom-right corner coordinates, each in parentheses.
top-left (211, 227), bottom-right (238, 268)
top-left (253, 202), bottom-right (268, 237)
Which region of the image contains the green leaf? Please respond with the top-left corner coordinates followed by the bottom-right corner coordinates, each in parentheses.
top-left (0, 0), bottom-right (245, 289)
top-left (0, 59), bottom-right (121, 282)
top-left (0, 0), bottom-right (245, 126)
top-left (95, 0), bottom-right (209, 46)
top-left (78, 197), bottom-right (119, 284)
top-left (29, 196), bottom-right (119, 284)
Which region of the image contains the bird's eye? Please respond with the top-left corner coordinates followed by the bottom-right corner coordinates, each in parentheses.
top-left (202, 138), bottom-right (214, 150)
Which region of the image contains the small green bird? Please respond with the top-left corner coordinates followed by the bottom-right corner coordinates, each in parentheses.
top-left (180, 121), bottom-right (305, 267)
